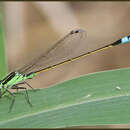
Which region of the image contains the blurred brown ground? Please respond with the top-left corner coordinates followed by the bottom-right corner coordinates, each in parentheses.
top-left (2, 2), bottom-right (130, 88)
top-left (1, 1), bottom-right (130, 128)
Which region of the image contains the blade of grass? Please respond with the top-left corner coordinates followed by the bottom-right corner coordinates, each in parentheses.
top-left (0, 68), bottom-right (130, 128)
top-left (0, 13), bottom-right (7, 79)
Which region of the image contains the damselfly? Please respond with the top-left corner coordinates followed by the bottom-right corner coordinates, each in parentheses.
top-left (0, 29), bottom-right (130, 112)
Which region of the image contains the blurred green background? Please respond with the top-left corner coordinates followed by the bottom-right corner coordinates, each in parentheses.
top-left (1, 1), bottom-right (130, 128)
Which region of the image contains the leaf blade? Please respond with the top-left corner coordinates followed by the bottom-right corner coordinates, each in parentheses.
top-left (0, 68), bottom-right (130, 128)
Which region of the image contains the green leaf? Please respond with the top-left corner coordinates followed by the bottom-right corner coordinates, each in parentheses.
top-left (0, 68), bottom-right (130, 128)
top-left (0, 14), bottom-right (7, 79)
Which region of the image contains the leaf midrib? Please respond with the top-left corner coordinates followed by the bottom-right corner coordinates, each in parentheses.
top-left (0, 93), bottom-right (128, 125)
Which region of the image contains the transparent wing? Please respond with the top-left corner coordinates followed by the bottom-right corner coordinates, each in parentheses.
top-left (17, 29), bottom-right (88, 74)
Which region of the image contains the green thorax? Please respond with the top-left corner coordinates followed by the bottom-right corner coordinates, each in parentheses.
top-left (0, 72), bottom-right (36, 89)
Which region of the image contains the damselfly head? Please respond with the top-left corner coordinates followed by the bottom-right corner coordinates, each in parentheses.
top-left (0, 80), bottom-right (2, 89)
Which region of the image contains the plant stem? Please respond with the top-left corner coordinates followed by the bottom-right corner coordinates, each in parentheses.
top-left (0, 13), bottom-right (7, 79)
